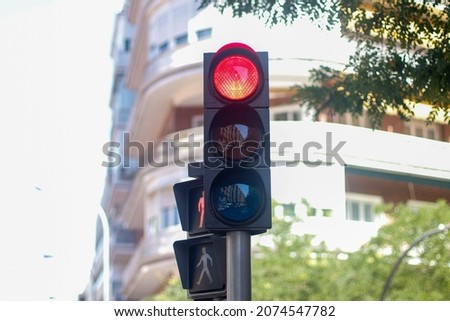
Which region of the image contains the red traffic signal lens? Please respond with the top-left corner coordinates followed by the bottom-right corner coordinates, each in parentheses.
top-left (213, 55), bottom-right (259, 101)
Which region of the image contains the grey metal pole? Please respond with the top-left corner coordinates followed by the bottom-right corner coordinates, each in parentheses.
top-left (227, 230), bottom-right (251, 301)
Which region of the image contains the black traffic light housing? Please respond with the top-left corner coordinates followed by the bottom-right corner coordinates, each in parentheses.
top-left (203, 43), bottom-right (271, 233)
top-left (173, 178), bottom-right (207, 236)
top-left (173, 235), bottom-right (226, 300)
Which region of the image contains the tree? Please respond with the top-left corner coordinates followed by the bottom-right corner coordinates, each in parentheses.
top-left (251, 215), bottom-right (342, 300)
top-left (343, 200), bottom-right (450, 300)
top-left (199, 0), bottom-right (450, 127)
top-left (252, 200), bottom-right (450, 300)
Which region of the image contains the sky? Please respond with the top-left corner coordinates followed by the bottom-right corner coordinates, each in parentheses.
top-left (0, 0), bottom-right (123, 300)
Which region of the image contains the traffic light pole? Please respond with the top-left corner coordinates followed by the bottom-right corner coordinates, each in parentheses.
top-left (227, 231), bottom-right (251, 301)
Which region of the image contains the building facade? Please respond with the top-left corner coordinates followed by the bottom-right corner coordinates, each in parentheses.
top-left (86, 0), bottom-right (450, 300)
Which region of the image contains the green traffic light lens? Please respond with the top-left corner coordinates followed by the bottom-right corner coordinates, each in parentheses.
top-left (211, 169), bottom-right (264, 224)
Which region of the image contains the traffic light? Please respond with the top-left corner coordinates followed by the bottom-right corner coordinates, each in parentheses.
top-left (173, 178), bottom-right (206, 236)
top-left (173, 235), bottom-right (226, 300)
top-left (203, 43), bottom-right (271, 233)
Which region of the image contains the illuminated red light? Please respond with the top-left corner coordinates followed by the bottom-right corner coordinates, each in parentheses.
top-left (213, 55), bottom-right (259, 101)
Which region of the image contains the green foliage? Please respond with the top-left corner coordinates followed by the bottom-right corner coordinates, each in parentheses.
top-left (252, 200), bottom-right (450, 300)
top-left (360, 201), bottom-right (450, 300)
top-left (199, 0), bottom-right (340, 27)
top-left (199, 0), bottom-right (450, 127)
top-left (252, 216), bottom-right (342, 300)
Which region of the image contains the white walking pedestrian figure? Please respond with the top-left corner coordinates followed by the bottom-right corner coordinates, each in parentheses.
top-left (196, 246), bottom-right (213, 285)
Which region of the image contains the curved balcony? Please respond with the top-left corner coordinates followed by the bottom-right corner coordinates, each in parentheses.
top-left (118, 126), bottom-right (202, 299)
top-left (120, 126), bottom-right (203, 229)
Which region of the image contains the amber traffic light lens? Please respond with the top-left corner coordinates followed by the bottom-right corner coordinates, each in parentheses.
top-left (208, 105), bottom-right (263, 162)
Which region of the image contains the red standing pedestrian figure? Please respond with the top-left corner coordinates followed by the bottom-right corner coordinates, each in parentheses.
top-left (197, 191), bottom-right (205, 228)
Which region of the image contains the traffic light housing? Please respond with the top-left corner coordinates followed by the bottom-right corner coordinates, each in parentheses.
top-left (203, 43), bottom-right (271, 233)
top-left (173, 178), bottom-right (207, 236)
top-left (173, 235), bottom-right (226, 300)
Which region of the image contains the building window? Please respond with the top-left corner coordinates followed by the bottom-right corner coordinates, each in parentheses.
top-left (149, 12), bottom-right (169, 58)
top-left (161, 206), bottom-right (180, 230)
top-left (175, 33), bottom-right (188, 46)
top-left (346, 198), bottom-right (377, 222)
top-left (363, 203), bottom-right (374, 222)
top-left (196, 27), bottom-right (212, 40)
top-left (148, 1), bottom-right (198, 60)
top-left (162, 207), bottom-right (171, 229)
top-left (148, 217), bottom-right (158, 235)
top-left (416, 127), bottom-right (423, 137)
top-left (340, 112), bottom-right (370, 128)
top-left (124, 38), bottom-right (131, 52)
top-left (159, 41), bottom-right (169, 54)
top-left (274, 112), bottom-right (288, 121)
top-left (404, 119), bottom-right (440, 140)
top-left (173, 206), bottom-right (180, 226)
top-left (272, 107), bottom-right (302, 121)
top-left (350, 201), bottom-right (359, 221)
top-left (173, 1), bottom-right (191, 44)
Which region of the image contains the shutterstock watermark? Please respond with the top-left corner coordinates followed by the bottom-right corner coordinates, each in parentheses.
top-left (101, 132), bottom-right (346, 168)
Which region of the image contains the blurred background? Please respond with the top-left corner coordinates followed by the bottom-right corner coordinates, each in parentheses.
top-left (0, 0), bottom-right (122, 300)
top-left (1, 0), bottom-right (449, 301)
